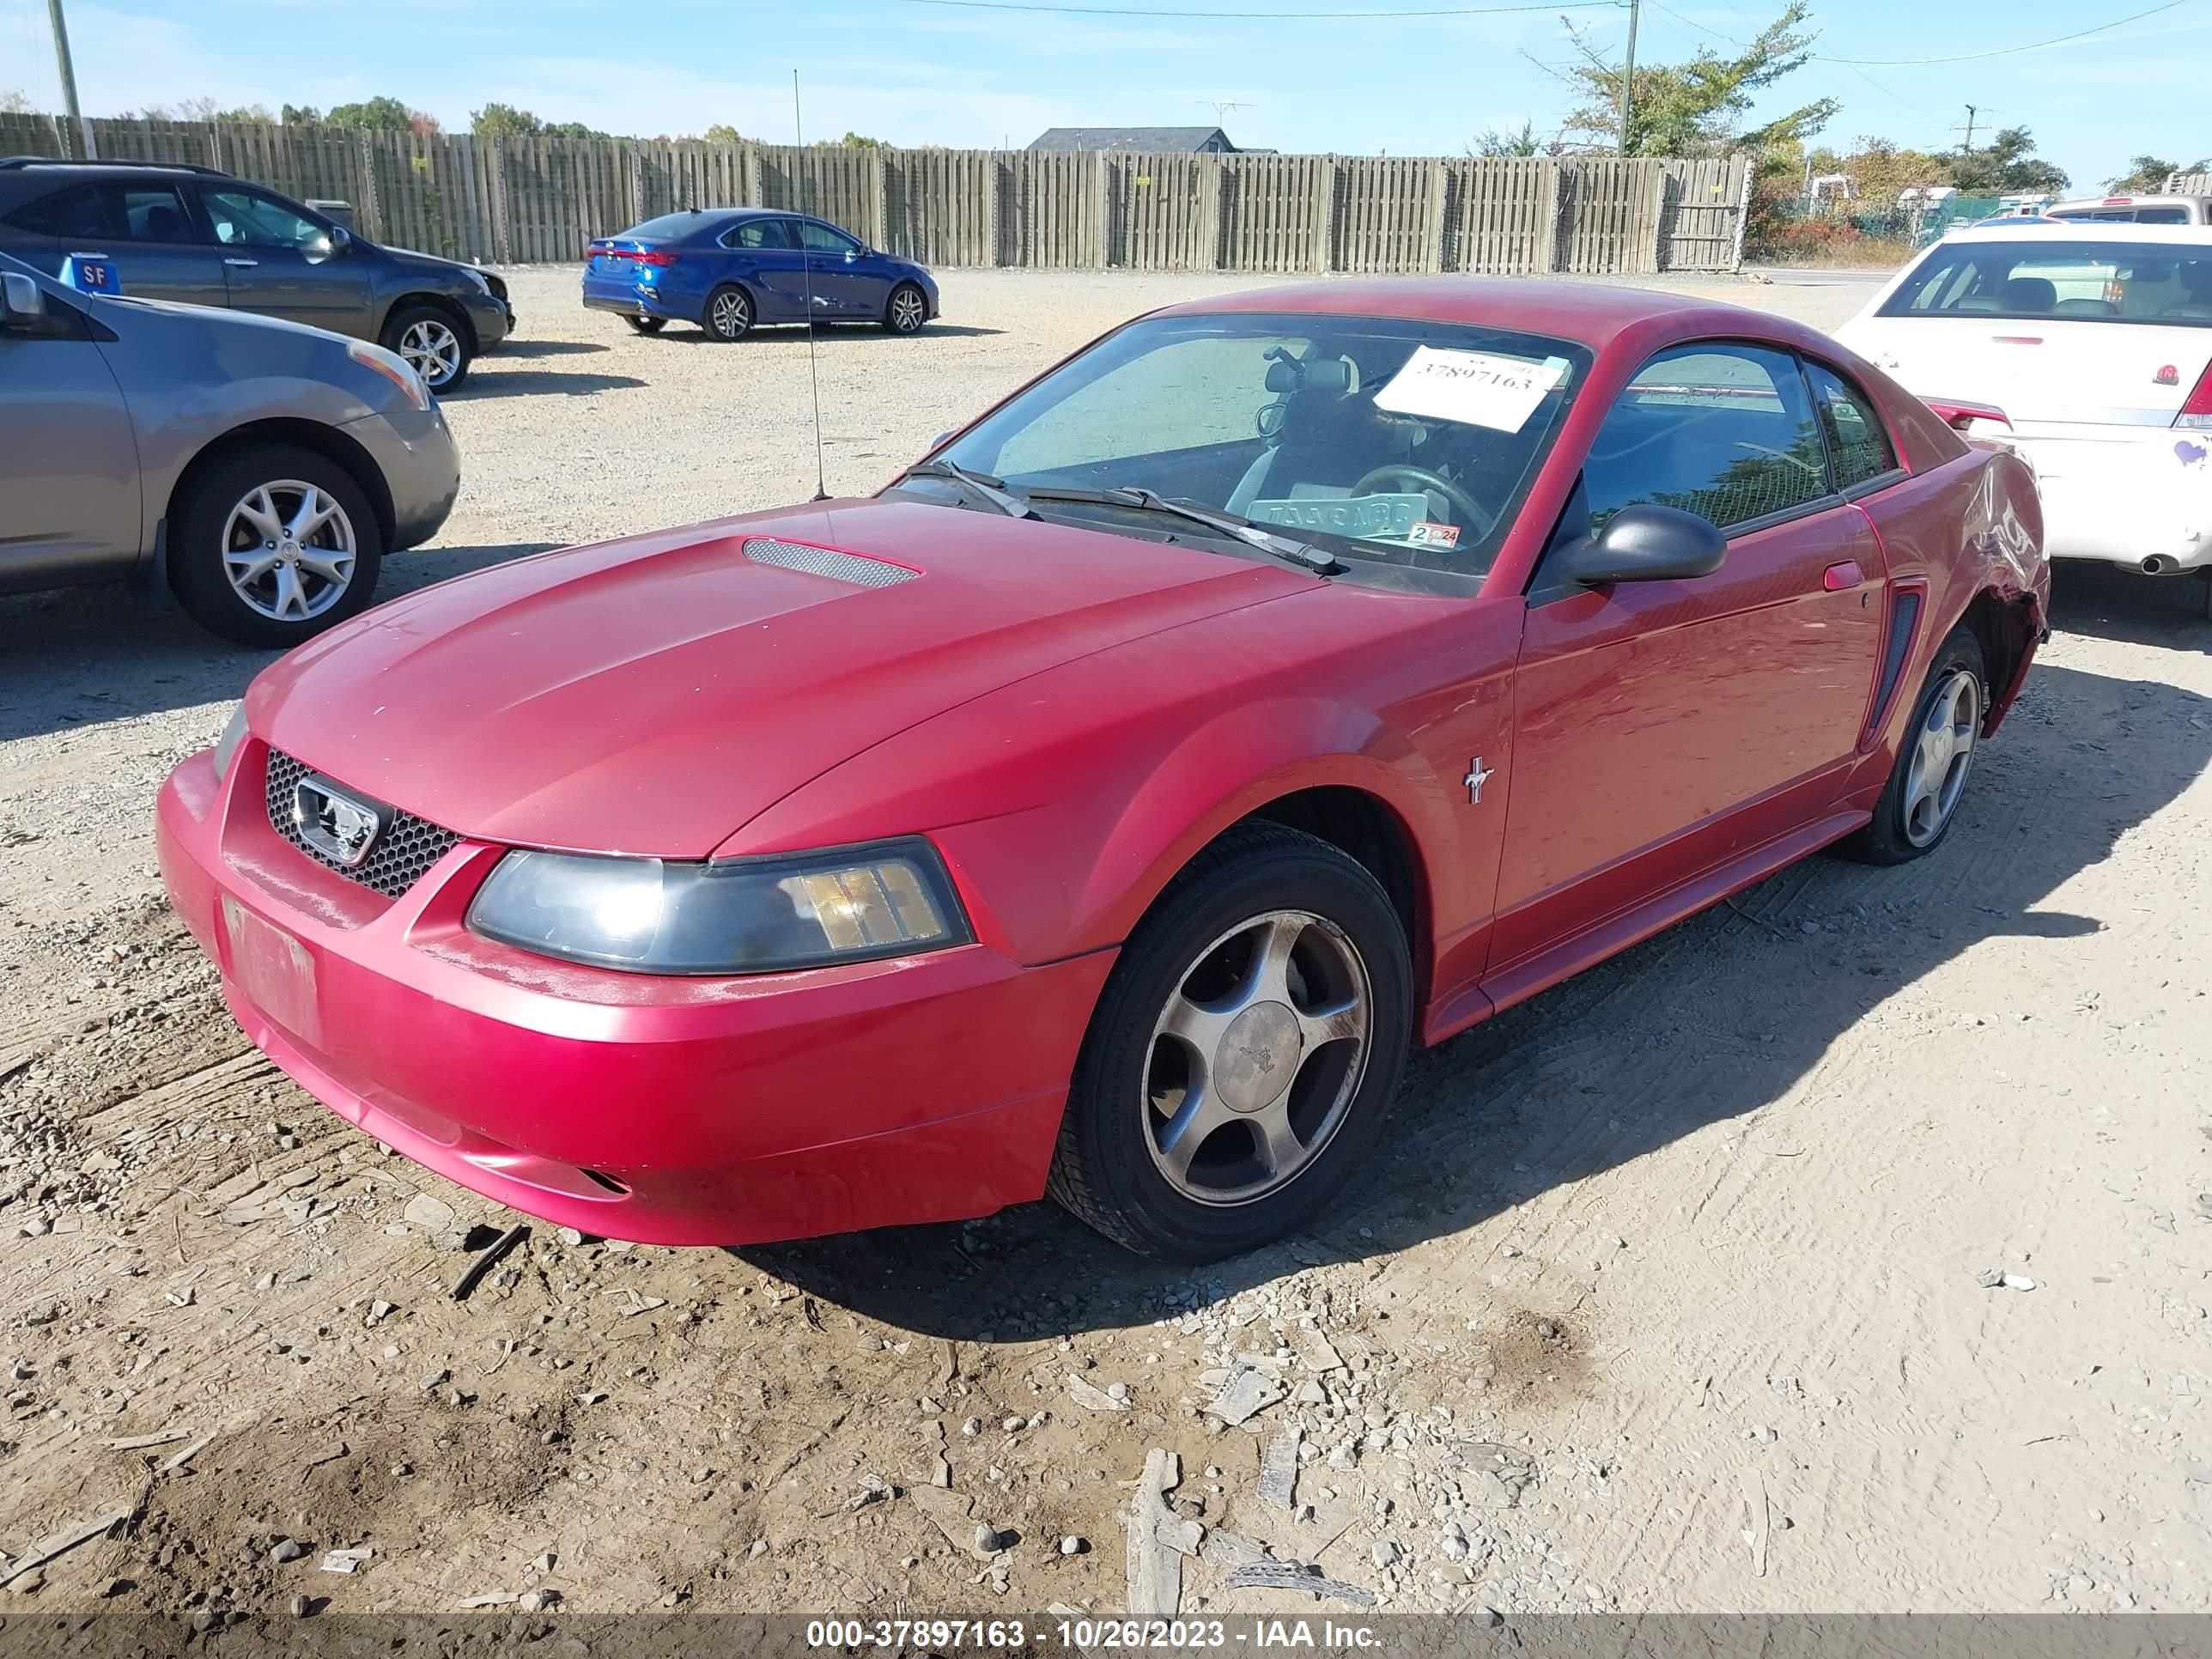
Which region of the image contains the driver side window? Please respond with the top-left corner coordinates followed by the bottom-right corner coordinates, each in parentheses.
top-left (201, 187), bottom-right (328, 252)
top-left (1581, 343), bottom-right (1828, 536)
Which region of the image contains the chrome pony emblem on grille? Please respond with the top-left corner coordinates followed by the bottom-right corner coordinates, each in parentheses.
top-left (292, 775), bottom-right (386, 868)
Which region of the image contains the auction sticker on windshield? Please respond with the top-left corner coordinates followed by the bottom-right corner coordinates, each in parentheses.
top-left (1373, 347), bottom-right (1570, 431)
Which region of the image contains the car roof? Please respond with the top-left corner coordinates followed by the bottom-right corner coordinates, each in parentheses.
top-left (2048, 194), bottom-right (2209, 210)
top-left (1932, 222), bottom-right (2212, 246)
top-left (1147, 276), bottom-right (1806, 354)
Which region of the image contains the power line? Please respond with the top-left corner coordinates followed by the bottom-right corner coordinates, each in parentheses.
top-left (895, 0), bottom-right (1620, 16)
top-left (1816, 0), bottom-right (2184, 66)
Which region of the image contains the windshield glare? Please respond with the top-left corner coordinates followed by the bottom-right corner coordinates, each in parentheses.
top-left (931, 313), bottom-right (1592, 573)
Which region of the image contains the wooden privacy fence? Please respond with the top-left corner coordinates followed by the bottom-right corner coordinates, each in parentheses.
top-left (1, 113), bottom-right (1752, 276)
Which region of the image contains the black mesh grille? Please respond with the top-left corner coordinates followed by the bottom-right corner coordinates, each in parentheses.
top-left (263, 750), bottom-right (461, 900)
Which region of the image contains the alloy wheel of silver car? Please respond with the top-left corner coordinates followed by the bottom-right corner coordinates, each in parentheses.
top-left (1902, 666), bottom-right (1981, 848)
top-left (1142, 908), bottom-right (1372, 1206)
top-left (397, 317), bottom-right (463, 386)
top-left (890, 287), bottom-right (927, 332)
top-left (222, 482), bottom-right (358, 623)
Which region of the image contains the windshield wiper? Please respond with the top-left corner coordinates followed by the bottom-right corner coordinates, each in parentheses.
top-left (1024, 484), bottom-right (1340, 574)
top-left (898, 459), bottom-right (1036, 520)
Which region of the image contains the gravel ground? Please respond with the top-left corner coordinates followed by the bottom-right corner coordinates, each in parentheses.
top-left (2, 264), bottom-right (2209, 1622)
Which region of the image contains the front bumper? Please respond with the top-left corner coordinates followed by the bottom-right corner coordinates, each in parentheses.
top-left (340, 404), bottom-right (459, 552)
top-left (463, 289), bottom-right (512, 350)
top-left (2003, 424), bottom-right (2212, 570)
top-left (156, 745), bottom-right (1110, 1247)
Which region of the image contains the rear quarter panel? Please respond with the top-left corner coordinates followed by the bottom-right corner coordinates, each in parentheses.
top-left (1853, 441), bottom-right (2046, 775)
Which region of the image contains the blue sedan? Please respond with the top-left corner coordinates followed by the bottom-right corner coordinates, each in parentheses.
top-left (582, 208), bottom-right (939, 340)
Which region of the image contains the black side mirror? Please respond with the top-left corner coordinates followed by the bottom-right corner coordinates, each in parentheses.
top-left (1, 270), bottom-right (53, 333)
top-left (1554, 503), bottom-right (1727, 586)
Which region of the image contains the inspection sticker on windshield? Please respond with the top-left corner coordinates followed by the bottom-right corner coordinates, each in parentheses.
top-left (1374, 348), bottom-right (1570, 431)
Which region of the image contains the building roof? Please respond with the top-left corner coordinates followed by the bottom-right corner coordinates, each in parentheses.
top-left (1027, 127), bottom-right (1236, 154)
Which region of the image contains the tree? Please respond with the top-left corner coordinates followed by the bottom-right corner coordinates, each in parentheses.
top-left (325, 96), bottom-right (417, 132)
top-left (1545, 2), bottom-right (1838, 157)
top-left (471, 102), bottom-right (541, 139)
top-left (1945, 126), bottom-right (2067, 195)
top-left (2107, 154), bottom-right (2207, 191)
top-left (282, 104), bottom-right (323, 125)
top-left (216, 103), bottom-right (276, 124)
top-left (703, 123), bottom-right (753, 144)
top-left (2, 88), bottom-right (35, 114)
top-left (1826, 136), bottom-right (1948, 204)
top-left (544, 121), bottom-right (608, 139)
top-left (835, 131), bottom-right (886, 148)
top-left (1471, 119), bottom-right (1558, 159)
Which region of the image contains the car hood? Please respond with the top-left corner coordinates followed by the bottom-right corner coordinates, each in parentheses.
top-left (374, 243), bottom-right (480, 282)
top-left (249, 498), bottom-right (1304, 857)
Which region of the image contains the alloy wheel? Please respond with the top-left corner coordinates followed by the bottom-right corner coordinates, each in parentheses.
top-left (221, 482), bottom-right (358, 623)
top-left (711, 289), bottom-right (750, 337)
top-left (890, 288), bottom-right (927, 332)
top-left (396, 317), bottom-right (463, 387)
top-left (1902, 667), bottom-right (1981, 847)
top-left (1141, 909), bottom-right (1372, 1206)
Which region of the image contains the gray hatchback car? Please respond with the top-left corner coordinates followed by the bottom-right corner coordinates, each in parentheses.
top-left (0, 158), bottom-right (512, 392)
top-left (1, 249), bottom-right (460, 647)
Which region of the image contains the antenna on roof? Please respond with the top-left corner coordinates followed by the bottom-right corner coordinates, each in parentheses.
top-left (793, 69), bottom-right (830, 505)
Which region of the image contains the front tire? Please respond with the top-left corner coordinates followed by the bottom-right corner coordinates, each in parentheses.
top-left (884, 282), bottom-right (928, 335)
top-left (702, 285), bottom-right (752, 341)
top-left (167, 445), bottom-right (383, 648)
top-left (1841, 624), bottom-right (1986, 865)
top-left (1047, 823), bottom-right (1412, 1261)
top-left (380, 304), bottom-right (471, 393)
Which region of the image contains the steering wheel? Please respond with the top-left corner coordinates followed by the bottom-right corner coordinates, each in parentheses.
top-left (1350, 465), bottom-right (1495, 540)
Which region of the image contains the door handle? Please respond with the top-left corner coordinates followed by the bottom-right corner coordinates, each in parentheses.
top-left (223, 258), bottom-right (259, 268)
top-left (1822, 560), bottom-right (1863, 591)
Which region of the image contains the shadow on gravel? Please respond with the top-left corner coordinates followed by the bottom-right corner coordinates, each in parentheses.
top-left (744, 653), bottom-right (2212, 1340)
top-left (653, 322), bottom-right (1008, 344)
top-left (0, 542), bottom-right (556, 742)
top-left (445, 369), bottom-right (648, 398)
top-left (2048, 560), bottom-right (2211, 654)
top-left (486, 339), bottom-right (611, 360)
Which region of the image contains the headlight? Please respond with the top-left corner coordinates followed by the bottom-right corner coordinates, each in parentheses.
top-left (346, 338), bottom-right (431, 411)
top-left (465, 839), bottom-right (971, 975)
top-left (210, 704), bottom-right (249, 781)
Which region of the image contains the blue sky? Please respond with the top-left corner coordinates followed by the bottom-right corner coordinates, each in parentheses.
top-left (3, 0), bottom-right (2205, 190)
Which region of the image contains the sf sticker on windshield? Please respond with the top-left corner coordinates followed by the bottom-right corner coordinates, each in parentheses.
top-left (1373, 347), bottom-right (1571, 432)
top-left (1407, 521), bottom-right (1460, 548)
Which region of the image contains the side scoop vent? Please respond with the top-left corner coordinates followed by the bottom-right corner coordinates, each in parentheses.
top-left (742, 538), bottom-right (916, 589)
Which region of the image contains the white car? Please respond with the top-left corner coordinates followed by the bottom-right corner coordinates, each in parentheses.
top-left (2045, 194), bottom-right (2211, 226)
top-left (1838, 224), bottom-right (2212, 615)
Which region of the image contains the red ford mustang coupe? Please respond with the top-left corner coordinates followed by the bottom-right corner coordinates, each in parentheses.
top-left (157, 279), bottom-right (2048, 1261)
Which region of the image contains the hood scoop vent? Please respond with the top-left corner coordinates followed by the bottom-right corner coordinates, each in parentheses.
top-left (742, 538), bottom-right (916, 589)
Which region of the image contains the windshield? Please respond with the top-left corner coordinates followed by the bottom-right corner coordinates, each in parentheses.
top-left (926, 312), bottom-right (1592, 574)
top-left (1879, 240), bottom-right (2212, 325)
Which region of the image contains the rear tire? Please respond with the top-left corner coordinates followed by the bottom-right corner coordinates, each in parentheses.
top-left (702, 285), bottom-right (752, 341)
top-left (167, 444), bottom-right (383, 649)
top-left (1839, 624), bottom-right (1986, 865)
top-left (884, 282), bottom-right (928, 335)
top-left (624, 314), bottom-right (667, 335)
top-left (380, 303), bottom-right (471, 393)
top-left (1047, 823), bottom-right (1411, 1261)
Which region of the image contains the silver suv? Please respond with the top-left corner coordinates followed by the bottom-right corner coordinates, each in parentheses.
top-left (1, 250), bottom-right (461, 647)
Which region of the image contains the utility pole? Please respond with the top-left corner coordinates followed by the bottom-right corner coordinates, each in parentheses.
top-left (45, 0), bottom-right (97, 159)
top-left (1960, 103), bottom-right (1979, 154)
top-left (1614, 0), bottom-right (1642, 158)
